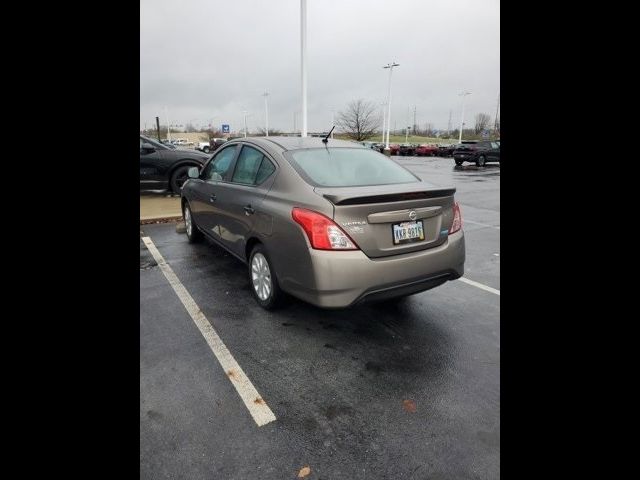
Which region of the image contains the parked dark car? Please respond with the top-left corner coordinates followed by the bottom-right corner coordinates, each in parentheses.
top-left (180, 137), bottom-right (465, 310)
top-left (399, 143), bottom-right (417, 156)
top-left (453, 140), bottom-right (500, 167)
top-left (438, 144), bottom-right (457, 157)
top-left (371, 142), bottom-right (385, 152)
top-left (360, 141), bottom-right (378, 149)
top-left (140, 135), bottom-right (210, 193)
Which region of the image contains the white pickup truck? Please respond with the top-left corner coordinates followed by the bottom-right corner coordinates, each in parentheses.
top-left (196, 138), bottom-right (226, 153)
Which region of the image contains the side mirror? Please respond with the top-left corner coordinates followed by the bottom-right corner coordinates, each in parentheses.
top-left (141, 142), bottom-right (155, 152)
top-left (188, 166), bottom-right (200, 178)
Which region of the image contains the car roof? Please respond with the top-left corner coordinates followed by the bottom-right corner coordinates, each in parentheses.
top-left (236, 136), bottom-right (363, 152)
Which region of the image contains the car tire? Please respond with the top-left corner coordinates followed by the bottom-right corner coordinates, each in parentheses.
top-left (183, 201), bottom-right (202, 243)
top-left (249, 244), bottom-right (283, 310)
top-left (203, 146), bottom-right (210, 153)
top-left (455, 159), bottom-right (463, 166)
top-left (476, 155), bottom-right (486, 167)
top-left (170, 165), bottom-right (191, 193)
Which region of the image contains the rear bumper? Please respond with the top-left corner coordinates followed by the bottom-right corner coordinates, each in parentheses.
top-left (282, 230), bottom-right (465, 308)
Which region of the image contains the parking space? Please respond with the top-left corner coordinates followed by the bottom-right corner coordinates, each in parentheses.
top-left (140, 157), bottom-right (499, 479)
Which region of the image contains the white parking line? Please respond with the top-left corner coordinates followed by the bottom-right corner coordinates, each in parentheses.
top-left (464, 219), bottom-right (500, 230)
top-left (141, 236), bottom-right (276, 427)
top-left (459, 277), bottom-right (500, 296)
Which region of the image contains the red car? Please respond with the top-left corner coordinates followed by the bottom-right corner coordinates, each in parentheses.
top-left (389, 144), bottom-right (400, 155)
top-left (415, 144), bottom-right (438, 156)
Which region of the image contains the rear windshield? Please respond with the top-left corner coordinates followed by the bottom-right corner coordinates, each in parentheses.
top-left (286, 148), bottom-right (419, 187)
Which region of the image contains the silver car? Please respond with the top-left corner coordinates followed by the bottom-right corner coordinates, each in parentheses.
top-left (181, 136), bottom-right (465, 309)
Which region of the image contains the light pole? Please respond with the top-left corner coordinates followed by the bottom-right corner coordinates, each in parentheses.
top-left (164, 106), bottom-right (171, 141)
top-left (380, 102), bottom-right (386, 143)
top-left (262, 92), bottom-right (269, 136)
top-left (494, 91), bottom-right (500, 134)
top-left (300, 0), bottom-right (308, 137)
top-left (383, 62), bottom-right (400, 154)
top-left (243, 110), bottom-right (249, 138)
top-left (331, 108), bottom-right (335, 139)
top-left (458, 92), bottom-right (471, 143)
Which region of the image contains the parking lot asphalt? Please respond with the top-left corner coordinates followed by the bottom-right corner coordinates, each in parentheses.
top-left (140, 156), bottom-right (500, 479)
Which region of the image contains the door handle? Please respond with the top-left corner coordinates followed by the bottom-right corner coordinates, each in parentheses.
top-left (209, 194), bottom-right (217, 202)
top-left (244, 205), bottom-right (255, 215)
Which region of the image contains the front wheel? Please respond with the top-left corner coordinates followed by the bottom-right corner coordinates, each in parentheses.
top-left (249, 245), bottom-right (283, 310)
top-left (170, 165), bottom-right (191, 193)
top-left (455, 159), bottom-right (463, 166)
top-left (202, 146), bottom-right (210, 153)
top-left (476, 155), bottom-right (486, 167)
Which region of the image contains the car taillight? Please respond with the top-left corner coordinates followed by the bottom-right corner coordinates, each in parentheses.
top-left (449, 202), bottom-right (462, 234)
top-left (292, 207), bottom-right (359, 250)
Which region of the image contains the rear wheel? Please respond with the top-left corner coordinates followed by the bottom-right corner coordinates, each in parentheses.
top-left (170, 165), bottom-right (191, 193)
top-left (203, 146), bottom-right (210, 153)
top-left (249, 244), bottom-right (283, 310)
top-left (476, 155), bottom-right (486, 167)
top-left (455, 159), bottom-right (463, 166)
top-left (183, 202), bottom-right (202, 243)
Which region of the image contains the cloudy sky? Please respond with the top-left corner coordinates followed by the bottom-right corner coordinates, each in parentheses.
top-left (140, 0), bottom-right (499, 134)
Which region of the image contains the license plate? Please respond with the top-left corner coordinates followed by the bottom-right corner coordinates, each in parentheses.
top-left (392, 220), bottom-right (425, 244)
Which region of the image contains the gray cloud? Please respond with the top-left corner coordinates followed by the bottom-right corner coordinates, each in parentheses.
top-left (141, 0), bottom-right (499, 133)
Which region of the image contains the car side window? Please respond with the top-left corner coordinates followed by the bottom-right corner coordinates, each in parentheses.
top-left (255, 157), bottom-right (276, 184)
top-left (230, 146), bottom-right (277, 185)
top-left (202, 145), bottom-right (237, 181)
top-left (491, 142), bottom-right (499, 148)
top-left (232, 146), bottom-right (264, 184)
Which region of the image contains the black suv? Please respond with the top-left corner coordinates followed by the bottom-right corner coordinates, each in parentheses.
top-left (453, 140), bottom-right (500, 167)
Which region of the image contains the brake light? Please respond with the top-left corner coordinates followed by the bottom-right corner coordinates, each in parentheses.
top-left (292, 208), bottom-right (359, 250)
top-left (449, 202), bottom-right (462, 234)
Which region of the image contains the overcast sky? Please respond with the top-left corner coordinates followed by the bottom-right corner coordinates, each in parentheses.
top-left (140, 0), bottom-right (499, 134)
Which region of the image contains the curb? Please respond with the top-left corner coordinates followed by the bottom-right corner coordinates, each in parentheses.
top-left (140, 216), bottom-right (183, 225)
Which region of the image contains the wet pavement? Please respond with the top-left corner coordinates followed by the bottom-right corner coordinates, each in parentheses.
top-left (140, 156), bottom-right (500, 479)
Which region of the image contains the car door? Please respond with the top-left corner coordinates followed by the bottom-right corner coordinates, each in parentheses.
top-left (140, 137), bottom-right (169, 190)
top-left (214, 145), bottom-right (278, 258)
top-left (188, 144), bottom-right (239, 240)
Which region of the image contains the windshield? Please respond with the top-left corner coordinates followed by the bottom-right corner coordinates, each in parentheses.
top-left (286, 148), bottom-right (419, 187)
top-left (141, 136), bottom-right (166, 149)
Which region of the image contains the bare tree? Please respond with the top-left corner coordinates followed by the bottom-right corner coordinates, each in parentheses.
top-left (336, 99), bottom-right (380, 141)
top-left (474, 113), bottom-right (491, 134)
top-left (256, 127), bottom-right (282, 136)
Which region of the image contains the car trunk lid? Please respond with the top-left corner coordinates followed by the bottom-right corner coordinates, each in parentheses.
top-left (315, 182), bottom-right (456, 258)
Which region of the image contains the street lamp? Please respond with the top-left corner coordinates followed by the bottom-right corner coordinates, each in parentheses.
top-left (242, 110), bottom-right (249, 138)
top-left (331, 108), bottom-right (335, 139)
top-left (164, 106), bottom-right (171, 141)
top-left (380, 102), bottom-right (386, 143)
top-left (383, 62), bottom-right (400, 154)
top-left (458, 92), bottom-right (471, 143)
top-left (262, 92), bottom-right (270, 136)
top-left (300, 0), bottom-right (308, 137)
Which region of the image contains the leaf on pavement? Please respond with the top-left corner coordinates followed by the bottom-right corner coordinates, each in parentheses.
top-left (297, 465), bottom-right (311, 478)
